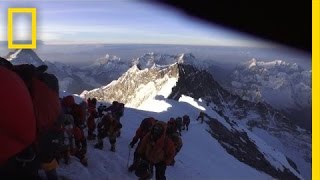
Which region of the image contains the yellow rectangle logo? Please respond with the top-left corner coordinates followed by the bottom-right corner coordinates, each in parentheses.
top-left (8, 8), bottom-right (37, 49)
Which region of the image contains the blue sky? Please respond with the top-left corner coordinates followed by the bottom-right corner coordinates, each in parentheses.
top-left (0, 0), bottom-right (271, 46)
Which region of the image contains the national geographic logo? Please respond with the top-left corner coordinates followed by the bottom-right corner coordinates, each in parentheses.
top-left (7, 8), bottom-right (37, 49)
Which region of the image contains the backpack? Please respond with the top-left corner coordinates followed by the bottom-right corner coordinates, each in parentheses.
top-left (161, 134), bottom-right (178, 166)
top-left (91, 98), bottom-right (97, 106)
top-left (97, 104), bottom-right (105, 117)
top-left (169, 133), bottom-right (183, 154)
top-left (140, 117), bottom-right (156, 131)
top-left (13, 64), bottom-right (61, 133)
top-left (168, 118), bottom-right (176, 126)
top-left (117, 103), bottom-right (125, 117)
top-left (62, 95), bottom-right (75, 107)
top-left (0, 58), bottom-right (61, 171)
top-left (175, 117), bottom-right (183, 127)
top-left (112, 102), bottom-right (124, 118)
top-left (183, 115), bottom-right (190, 124)
top-left (167, 118), bottom-right (177, 132)
top-left (71, 104), bottom-right (85, 126)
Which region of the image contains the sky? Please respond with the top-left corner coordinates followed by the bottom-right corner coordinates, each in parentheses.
top-left (0, 0), bottom-right (271, 46)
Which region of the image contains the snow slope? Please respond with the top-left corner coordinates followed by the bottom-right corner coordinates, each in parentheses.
top-left (136, 76), bottom-right (303, 179)
top-left (55, 94), bottom-right (272, 180)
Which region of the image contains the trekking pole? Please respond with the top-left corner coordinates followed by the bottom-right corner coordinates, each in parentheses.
top-left (127, 147), bottom-right (132, 168)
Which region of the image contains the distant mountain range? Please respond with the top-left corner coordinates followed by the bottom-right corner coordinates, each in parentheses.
top-left (224, 58), bottom-right (311, 130)
top-left (6, 49), bottom-right (95, 93)
top-left (6, 49), bottom-right (311, 131)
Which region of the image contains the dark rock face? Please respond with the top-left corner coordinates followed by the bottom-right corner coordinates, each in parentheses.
top-left (169, 64), bottom-right (299, 131)
top-left (169, 64), bottom-right (235, 107)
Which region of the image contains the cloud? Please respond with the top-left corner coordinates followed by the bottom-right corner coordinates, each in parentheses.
top-left (0, 0), bottom-right (271, 47)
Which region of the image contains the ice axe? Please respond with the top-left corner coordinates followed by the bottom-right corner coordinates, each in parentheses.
top-left (127, 146), bottom-right (132, 168)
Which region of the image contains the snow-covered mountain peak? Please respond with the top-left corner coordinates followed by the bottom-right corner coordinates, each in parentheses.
top-left (244, 58), bottom-right (303, 72)
top-left (81, 63), bottom-right (179, 107)
top-left (132, 52), bottom-right (197, 70)
top-left (226, 58), bottom-right (311, 130)
top-left (4, 49), bottom-right (97, 94)
top-left (80, 53), bottom-right (132, 89)
top-left (174, 53), bottom-right (196, 65)
top-left (231, 59), bottom-right (310, 104)
top-left (6, 49), bottom-right (45, 66)
top-left (127, 64), bottom-right (140, 72)
top-left (94, 54), bottom-right (121, 65)
top-left (6, 49), bottom-right (22, 60)
top-left (132, 52), bottom-right (175, 69)
top-left (248, 58), bottom-right (257, 68)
